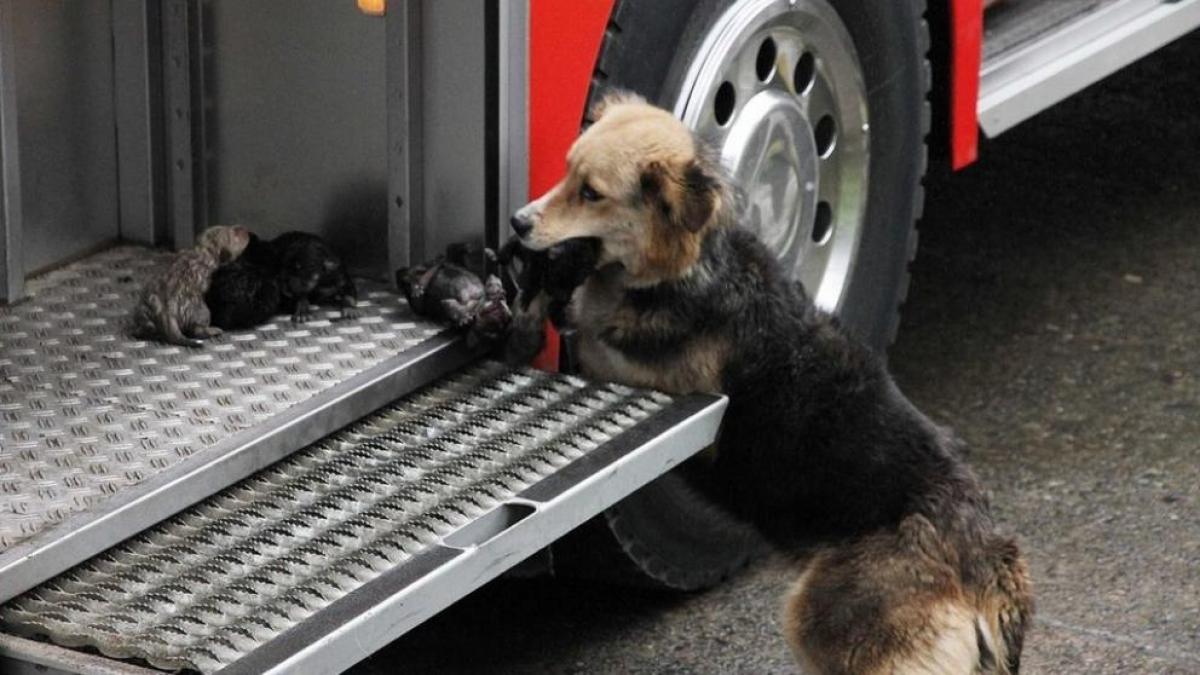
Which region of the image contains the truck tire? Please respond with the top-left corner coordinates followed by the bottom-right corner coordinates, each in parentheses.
top-left (559, 0), bottom-right (931, 590)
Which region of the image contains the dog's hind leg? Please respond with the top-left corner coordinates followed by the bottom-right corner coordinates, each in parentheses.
top-left (782, 517), bottom-right (986, 675)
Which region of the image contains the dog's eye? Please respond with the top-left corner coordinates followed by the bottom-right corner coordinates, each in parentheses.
top-left (580, 183), bottom-right (602, 203)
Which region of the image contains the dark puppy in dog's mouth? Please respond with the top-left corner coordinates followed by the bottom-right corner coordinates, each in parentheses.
top-left (509, 91), bottom-right (1032, 675)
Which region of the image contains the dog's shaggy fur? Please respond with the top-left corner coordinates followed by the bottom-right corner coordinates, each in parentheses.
top-left (511, 93), bottom-right (1033, 674)
top-left (133, 225), bottom-right (250, 347)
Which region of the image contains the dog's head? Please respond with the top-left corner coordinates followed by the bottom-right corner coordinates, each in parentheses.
top-left (511, 92), bottom-right (727, 285)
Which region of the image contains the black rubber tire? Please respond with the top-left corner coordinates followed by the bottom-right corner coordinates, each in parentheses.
top-left (556, 0), bottom-right (931, 590)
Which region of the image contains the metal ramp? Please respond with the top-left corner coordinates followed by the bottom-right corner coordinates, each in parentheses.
top-left (0, 363), bottom-right (726, 674)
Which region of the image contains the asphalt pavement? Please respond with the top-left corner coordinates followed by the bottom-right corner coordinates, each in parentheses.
top-left (356, 33), bottom-right (1200, 674)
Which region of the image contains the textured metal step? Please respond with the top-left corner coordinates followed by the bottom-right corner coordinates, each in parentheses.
top-left (0, 246), bottom-right (473, 603)
top-left (0, 362), bottom-right (726, 675)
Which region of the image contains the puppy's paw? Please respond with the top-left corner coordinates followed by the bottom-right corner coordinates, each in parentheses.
top-left (291, 310), bottom-right (313, 324)
top-left (504, 291), bottom-right (551, 364)
top-left (339, 304), bottom-right (362, 321)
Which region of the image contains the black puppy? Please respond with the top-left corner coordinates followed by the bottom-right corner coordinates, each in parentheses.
top-left (491, 235), bottom-right (600, 364)
top-left (206, 231), bottom-right (358, 329)
top-left (274, 232), bottom-right (359, 323)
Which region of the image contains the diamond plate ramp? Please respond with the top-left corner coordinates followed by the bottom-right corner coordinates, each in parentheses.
top-left (0, 246), bottom-right (473, 603)
top-left (1, 362), bottom-right (727, 674)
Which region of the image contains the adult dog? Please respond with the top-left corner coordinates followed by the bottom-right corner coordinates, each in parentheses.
top-left (509, 92), bottom-right (1032, 674)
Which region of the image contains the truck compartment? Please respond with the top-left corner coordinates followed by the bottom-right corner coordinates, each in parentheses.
top-left (0, 245), bottom-right (473, 605)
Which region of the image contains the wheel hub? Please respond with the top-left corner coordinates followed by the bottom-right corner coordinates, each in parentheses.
top-left (675, 0), bottom-right (869, 312)
top-left (722, 90), bottom-right (819, 274)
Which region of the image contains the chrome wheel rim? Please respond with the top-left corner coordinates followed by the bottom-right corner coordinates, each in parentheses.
top-left (674, 0), bottom-right (869, 312)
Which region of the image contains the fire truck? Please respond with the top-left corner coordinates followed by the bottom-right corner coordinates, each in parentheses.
top-left (0, 1), bottom-right (1195, 672)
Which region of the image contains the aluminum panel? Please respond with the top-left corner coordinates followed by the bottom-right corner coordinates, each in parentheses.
top-left (12, 0), bottom-right (120, 272)
top-left (419, 0), bottom-right (488, 261)
top-left (201, 1), bottom-right (388, 276)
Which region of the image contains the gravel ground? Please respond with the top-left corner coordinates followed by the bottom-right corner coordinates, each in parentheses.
top-left (357, 34), bottom-right (1200, 674)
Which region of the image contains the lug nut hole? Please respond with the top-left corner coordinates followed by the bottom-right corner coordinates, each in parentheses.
top-left (755, 37), bottom-right (777, 82)
top-left (794, 52), bottom-right (816, 94)
top-left (714, 81), bottom-right (737, 125)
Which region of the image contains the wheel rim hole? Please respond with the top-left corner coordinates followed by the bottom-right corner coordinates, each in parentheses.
top-left (714, 81), bottom-right (736, 126)
top-left (812, 202), bottom-right (833, 244)
top-left (793, 52), bottom-right (816, 94)
top-left (814, 115), bottom-right (837, 156)
top-left (755, 37), bottom-right (777, 82)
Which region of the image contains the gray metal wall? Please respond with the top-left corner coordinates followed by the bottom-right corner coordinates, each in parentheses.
top-left (418, 0), bottom-right (488, 263)
top-left (0, 0), bottom-right (495, 290)
top-left (14, 0), bottom-right (120, 273)
top-left (200, 1), bottom-right (388, 276)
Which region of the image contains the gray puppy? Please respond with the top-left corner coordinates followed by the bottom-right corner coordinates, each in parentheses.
top-left (133, 225), bottom-right (251, 347)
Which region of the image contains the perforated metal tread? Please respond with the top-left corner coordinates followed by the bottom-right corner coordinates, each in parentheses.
top-left (0, 362), bottom-right (727, 674)
top-left (0, 246), bottom-right (471, 603)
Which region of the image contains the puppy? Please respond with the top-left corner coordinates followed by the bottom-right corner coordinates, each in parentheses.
top-left (206, 231), bottom-right (358, 329)
top-left (273, 231), bottom-right (359, 323)
top-left (133, 225), bottom-right (251, 347)
top-left (510, 92), bottom-right (1033, 674)
top-left (490, 234), bottom-right (601, 364)
top-left (205, 232), bottom-right (284, 329)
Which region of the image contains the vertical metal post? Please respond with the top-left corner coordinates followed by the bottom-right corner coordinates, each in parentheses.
top-left (162, 0), bottom-right (195, 248)
top-left (0, 0), bottom-right (22, 303)
top-left (497, 0), bottom-right (528, 244)
top-left (113, 0), bottom-right (163, 246)
top-left (386, 0), bottom-right (423, 273)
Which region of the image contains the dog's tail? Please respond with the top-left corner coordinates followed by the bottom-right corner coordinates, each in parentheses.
top-left (782, 515), bottom-right (1032, 675)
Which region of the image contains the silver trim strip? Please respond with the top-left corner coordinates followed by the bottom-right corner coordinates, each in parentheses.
top-left (112, 0), bottom-right (162, 247)
top-left (498, 0), bottom-right (529, 236)
top-left (161, 0), bottom-right (195, 248)
top-left (979, 0), bottom-right (1200, 136)
top-left (0, 0), bottom-right (23, 303)
top-left (0, 633), bottom-right (158, 675)
top-left (386, 0), bottom-right (424, 272)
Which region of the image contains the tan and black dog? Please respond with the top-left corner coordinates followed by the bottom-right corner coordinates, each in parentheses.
top-left (509, 92), bottom-right (1033, 675)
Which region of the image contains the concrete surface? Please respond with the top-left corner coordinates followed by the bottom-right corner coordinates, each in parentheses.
top-left (356, 34), bottom-right (1200, 674)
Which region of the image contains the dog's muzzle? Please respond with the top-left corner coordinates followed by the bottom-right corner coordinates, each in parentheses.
top-left (509, 213), bottom-right (533, 238)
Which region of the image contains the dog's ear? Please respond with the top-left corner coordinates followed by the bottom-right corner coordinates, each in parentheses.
top-left (640, 159), bottom-right (720, 233)
top-left (589, 89), bottom-right (647, 122)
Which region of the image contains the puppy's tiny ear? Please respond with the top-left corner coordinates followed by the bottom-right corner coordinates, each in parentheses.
top-left (589, 88), bottom-right (647, 121)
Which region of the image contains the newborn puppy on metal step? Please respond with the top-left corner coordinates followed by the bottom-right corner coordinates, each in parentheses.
top-left (133, 225), bottom-right (251, 347)
top-left (395, 246), bottom-right (511, 346)
top-left (206, 230), bottom-right (359, 329)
